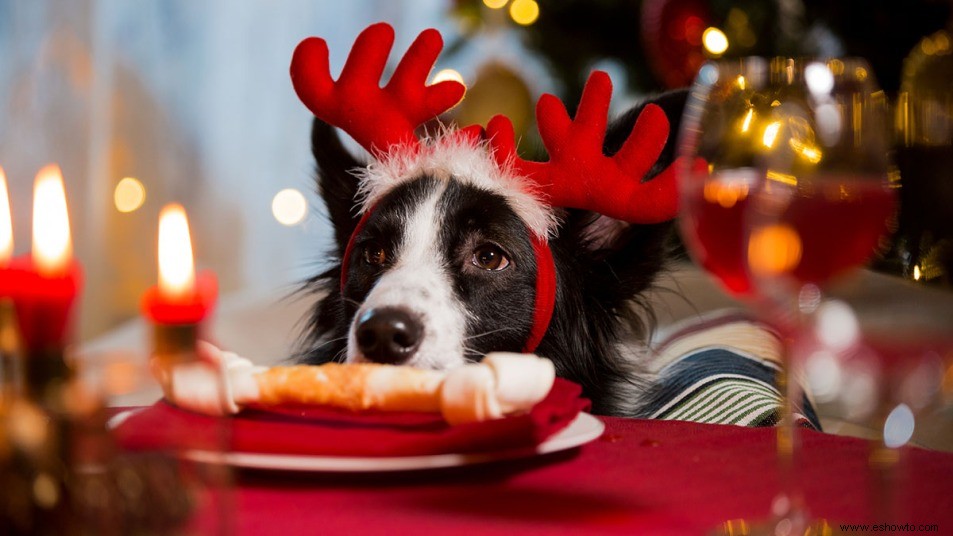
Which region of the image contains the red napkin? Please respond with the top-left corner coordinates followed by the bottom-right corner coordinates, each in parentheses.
top-left (114, 378), bottom-right (590, 457)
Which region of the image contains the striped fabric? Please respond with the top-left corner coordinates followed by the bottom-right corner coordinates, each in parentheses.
top-left (640, 311), bottom-right (821, 430)
top-left (641, 348), bottom-right (820, 429)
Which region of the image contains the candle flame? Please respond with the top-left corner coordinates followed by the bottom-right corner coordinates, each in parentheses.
top-left (158, 203), bottom-right (195, 300)
top-left (0, 166), bottom-right (12, 266)
top-left (32, 164), bottom-right (72, 275)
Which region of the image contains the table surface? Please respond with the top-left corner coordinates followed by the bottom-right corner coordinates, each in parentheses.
top-left (225, 416), bottom-right (953, 535)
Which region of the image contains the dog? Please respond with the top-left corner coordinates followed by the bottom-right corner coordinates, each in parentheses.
top-left (287, 23), bottom-right (690, 418)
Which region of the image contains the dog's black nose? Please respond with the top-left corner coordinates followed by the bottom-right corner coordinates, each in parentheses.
top-left (355, 307), bottom-right (423, 364)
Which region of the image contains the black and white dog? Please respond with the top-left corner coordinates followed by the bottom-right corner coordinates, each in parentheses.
top-left (293, 90), bottom-right (688, 417)
top-left (283, 23), bottom-right (694, 417)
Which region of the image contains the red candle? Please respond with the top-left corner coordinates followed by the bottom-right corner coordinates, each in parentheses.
top-left (0, 165), bottom-right (11, 269)
top-left (10, 165), bottom-right (83, 352)
top-left (141, 203), bottom-right (217, 327)
top-left (0, 164), bottom-right (21, 299)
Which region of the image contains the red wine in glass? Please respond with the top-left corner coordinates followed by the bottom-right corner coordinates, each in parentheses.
top-left (681, 171), bottom-right (896, 295)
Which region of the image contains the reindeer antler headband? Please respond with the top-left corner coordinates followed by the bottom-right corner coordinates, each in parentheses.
top-left (291, 22), bottom-right (679, 353)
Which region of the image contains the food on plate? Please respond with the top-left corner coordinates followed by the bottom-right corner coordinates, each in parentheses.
top-left (157, 345), bottom-right (556, 424)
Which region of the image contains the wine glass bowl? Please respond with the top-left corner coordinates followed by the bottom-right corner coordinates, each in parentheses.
top-left (677, 57), bottom-right (896, 303)
top-left (676, 57), bottom-right (898, 532)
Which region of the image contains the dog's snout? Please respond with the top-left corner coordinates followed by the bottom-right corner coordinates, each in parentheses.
top-left (355, 307), bottom-right (423, 364)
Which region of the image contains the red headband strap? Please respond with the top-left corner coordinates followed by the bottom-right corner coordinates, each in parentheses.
top-left (525, 235), bottom-right (556, 353)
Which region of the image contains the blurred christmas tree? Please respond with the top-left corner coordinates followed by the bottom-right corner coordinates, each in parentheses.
top-left (453, 0), bottom-right (950, 97)
top-left (450, 0), bottom-right (953, 287)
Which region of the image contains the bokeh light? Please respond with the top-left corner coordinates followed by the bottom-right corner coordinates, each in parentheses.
top-left (883, 404), bottom-right (915, 448)
top-left (483, 0), bottom-right (508, 9)
top-left (806, 350), bottom-right (842, 402)
top-left (432, 68), bottom-right (465, 86)
top-left (509, 0), bottom-right (539, 26)
top-left (747, 224), bottom-right (802, 276)
top-left (114, 177), bottom-right (146, 213)
top-left (272, 188), bottom-right (308, 226)
top-left (815, 300), bottom-right (859, 351)
top-left (762, 121), bottom-right (782, 148)
top-left (702, 27), bottom-right (729, 55)
top-left (805, 62), bottom-right (835, 95)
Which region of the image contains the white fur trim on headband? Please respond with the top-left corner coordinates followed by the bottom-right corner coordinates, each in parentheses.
top-left (354, 129), bottom-right (559, 238)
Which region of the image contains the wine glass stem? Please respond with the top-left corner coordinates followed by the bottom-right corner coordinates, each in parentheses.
top-left (776, 336), bottom-right (808, 524)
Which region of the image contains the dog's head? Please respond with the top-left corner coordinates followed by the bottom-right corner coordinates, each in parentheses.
top-left (292, 24), bottom-right (687, 406)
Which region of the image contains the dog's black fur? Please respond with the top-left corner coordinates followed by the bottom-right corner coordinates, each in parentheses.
top-left (296, 90), bottom-right (688, 416)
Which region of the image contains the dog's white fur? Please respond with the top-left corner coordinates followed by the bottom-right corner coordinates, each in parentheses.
top-left (355, 129), bottom-right (559, 238)
top-left (346, 181), bottom-right (471, 370)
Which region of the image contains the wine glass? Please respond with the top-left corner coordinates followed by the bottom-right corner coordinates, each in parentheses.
top-left (677, 57), bottom-right (896, 532)
top-left (890, 22), bottom-right (953, 286)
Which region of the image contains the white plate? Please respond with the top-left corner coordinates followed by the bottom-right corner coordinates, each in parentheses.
top-left (182, 412), bottom-right (604, 472)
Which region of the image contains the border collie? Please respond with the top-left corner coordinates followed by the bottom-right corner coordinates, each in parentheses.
top-left (289, 23), bottom-right (688, 417)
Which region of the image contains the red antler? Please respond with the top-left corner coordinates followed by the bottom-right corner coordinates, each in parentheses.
top-left (290, 22), bottom-right (465, 158)
top-left (486, 71), bottom-right (681, 224)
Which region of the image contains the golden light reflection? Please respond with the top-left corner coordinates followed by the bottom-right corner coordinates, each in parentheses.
top-left (934, 32), bottom-right (950, 53)
top-left (897, 91), bottom-right (911, 145)
top-left (913, 265), bottom-right (922, 281)
top-left (766, 170), bottom-right (798, 186)
top-left (114, 177), bottom-right (146, 213)
top-left (702, 27), bottom-right (729, 55)
top-left (0, 166), bottom-right (12, 265)
top-left (854, 66), bottom-right (868, 81)
top-left (157, 203), bottom-right (196, 301)
top-left (799, 145), bottom-right (823, 163)
top-left (828, 59), bottom-right (845, 75)
top-left (720, 519), bottom-right (751, 536)
top-left (942, 361), bottom-right (953, 398)
top-left (790, 139), bottom-right (823, 164)
top-left (740, 108), bottom-right (755, 133)
top-left (853, 93), bottom-right (863, 147)
top-left (736, 75), bottom-right (746, 90)
top-left (762, 121), bottom-right (782, 148)
top-left (748, 224), bottom-right (802, 276)
top-left (483, 0), bottom-right (508, 8)
top-left (509, 0), bottom-right (539, 25)
top-left (887, 165), bottom-right (902, 187)
top-left (32, 164), bottom-right (73, 276)
top-left (703, 181), bottom-right (749, 209)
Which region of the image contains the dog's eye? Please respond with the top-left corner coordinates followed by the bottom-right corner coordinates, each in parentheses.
top-left (471, 244), bottom-right (510, 271)
top-left (363, 245), bottom-right (387, 266)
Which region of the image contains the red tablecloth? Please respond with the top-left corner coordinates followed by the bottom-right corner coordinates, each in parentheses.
top-left (228, 417), bottom-right (953, 535)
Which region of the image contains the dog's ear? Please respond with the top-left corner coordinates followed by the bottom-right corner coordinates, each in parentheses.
top-left (560, 89), bottom-right (688, 294)
top-left (312, 118), bottom-right (364, 256)
top-left (569, 89), bottom-right (688, 252)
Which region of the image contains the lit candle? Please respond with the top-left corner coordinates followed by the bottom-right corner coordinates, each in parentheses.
top-left (157, 204), bottom-right (196, 304)
top-left (0, 165), bottom-right (12, 268)
top-left (32, 165), bottom-right (73, 277)
top-left (0, 165), bottom-right (22, 300)
top-left (0, 165), bottom-right (23, 390)
top-left (142, 203), bottom-right (217, 355)
top-left (12, 164), bottom-right (83, 354)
